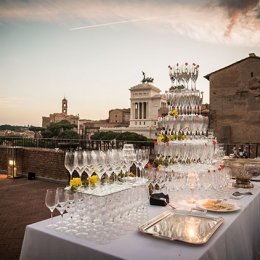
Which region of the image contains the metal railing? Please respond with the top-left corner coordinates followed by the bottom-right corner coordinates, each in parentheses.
top-left (223, 143), bottom-right (260, 159)
top-left (0, 137), bottom-right (259, 158)
top-left (0, 137), bottom-right (154, 152)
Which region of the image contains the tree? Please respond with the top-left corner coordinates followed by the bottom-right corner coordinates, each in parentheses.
top-left (116, 131), bottom-right (148, 141)
top-left (41, 120), bottom-right (79, 139)
top-left (59, 129), bottom-right (80, 139)
top-left (29, 126), bottom-right (44, 132)
top-left (29, 126), bottom-right (45, 138)
top-left (90, 131), bottom-right (148, 141)
top-left (90, 131), bottom-right (118, 140)
top-left (0, 124), bottom-right (24, 132)
top-left (41, 129), bottom-right (53, 138)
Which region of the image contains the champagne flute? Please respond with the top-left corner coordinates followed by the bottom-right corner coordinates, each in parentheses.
top-left (45, 189), bottom-right (58, 227)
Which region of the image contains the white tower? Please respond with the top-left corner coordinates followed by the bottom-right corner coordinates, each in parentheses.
top-left (129, 83), bottom-right (166, 128)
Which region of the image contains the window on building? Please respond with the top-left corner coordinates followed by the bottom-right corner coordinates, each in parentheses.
top-left (143, 122), bottom-right (145, 125)
top-left (135, 122), bottom-right (137, 125)
top-left (161, 102), bottom-right (166, 108)
top-left (251, 72), bottom-right (254, 77)
top-left (139, 122), bottom-right (141, 125)
top-left (154, 122), bottom-right (157, 125)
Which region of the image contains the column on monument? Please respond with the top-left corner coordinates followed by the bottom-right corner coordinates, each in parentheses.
top-left (143, 102), bottom-right (147, 119)
top-left (132, 102), bottom-right (135, 119)
top-left (139, 102), bottom-right (142, 119)
top-left (146, 101), bottom-right (149, 119)
top-left (135, 102), bottom-right (138, 119)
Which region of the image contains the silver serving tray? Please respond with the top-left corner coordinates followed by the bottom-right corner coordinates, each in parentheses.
top-left (139, 210), bottom-right (224, 245)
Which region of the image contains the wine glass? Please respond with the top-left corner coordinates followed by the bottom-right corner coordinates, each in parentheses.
top-left (139, 149), bottom-right (150, 183)
top-left (122, 148), bottom-right (135, 183)
top-left (111, 149), bottom-right (123, 184)
top-left (64, 191), bottom-right (77, 235)
top-left (64, 150), bottom-right (76, 179)
top-left (201, 169), bottom-right (212, 195)
top-left (135, 149), bottom-right (142, 179)
top-left (74, 150), bottom-right (86, 179)
top-left (84, 151), bottom-right (94, 189)
top-left (104, 150), bottom-right (114, 186)
top-left (74, 193), bottom-right (88, 237)
top-left (91, 150), bottom-right (105, 190)
top-left (45, 189), bottom-right (58, 227)
top-left (186, 172), bottom-right (199, 204)
top-left (55, 187), bottom-right (68, 231)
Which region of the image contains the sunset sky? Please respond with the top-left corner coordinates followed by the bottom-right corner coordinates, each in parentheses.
top-left (1, 0), bottom-right (260, 126)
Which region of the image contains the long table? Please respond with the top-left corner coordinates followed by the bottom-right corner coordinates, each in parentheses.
top-left (20, 183), bottom-right (260, 260)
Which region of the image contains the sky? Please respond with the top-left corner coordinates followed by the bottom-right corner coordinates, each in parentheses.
top-left (1, 0), bottom-right (260, 126)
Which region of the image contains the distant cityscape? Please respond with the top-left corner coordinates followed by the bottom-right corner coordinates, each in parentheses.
top-left (0, 125), bottom-right (35, 138)
top-left (1, 53), bottom-right (260, 143)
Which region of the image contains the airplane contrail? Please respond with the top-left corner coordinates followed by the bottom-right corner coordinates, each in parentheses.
top-left (70, 16), bottom-right (165, 31)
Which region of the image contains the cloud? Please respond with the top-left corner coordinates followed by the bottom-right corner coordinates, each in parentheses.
top-left (214, 0), bottom-right (260, 37)
top-left (0, 0), bottom-right (259, 46)
top-left (216, 0), bottom-right (259, 13)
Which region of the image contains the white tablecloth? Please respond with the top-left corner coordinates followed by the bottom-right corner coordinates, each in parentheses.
top-left (20, 184), bottom-right (260, 260)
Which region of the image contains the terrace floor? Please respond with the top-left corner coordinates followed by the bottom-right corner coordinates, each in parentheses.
top-left (0, 174), bottom-right (63, 260)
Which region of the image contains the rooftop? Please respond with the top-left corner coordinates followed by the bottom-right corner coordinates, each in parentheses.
top-left (130, 83), bottom-right (161, 93)
top-left (204, 53), bottom-right (260, 80)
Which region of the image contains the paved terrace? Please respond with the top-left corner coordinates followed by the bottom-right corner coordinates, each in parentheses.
top-left (0, 175), bottom-right (63, 260)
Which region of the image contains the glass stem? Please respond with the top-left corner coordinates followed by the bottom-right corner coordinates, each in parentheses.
top-left (88, 175), bottom-right (90, 189)
top-left (141, 168), bottom-right (144, 179)
top-left (191, 188), bottom-right (195, 203)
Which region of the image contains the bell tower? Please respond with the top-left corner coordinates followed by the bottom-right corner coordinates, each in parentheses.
top-left (62, 97), bottom-right (68, 115)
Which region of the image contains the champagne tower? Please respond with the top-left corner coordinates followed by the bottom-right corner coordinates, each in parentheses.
top-left (154, 63), bottom-right (217, 164)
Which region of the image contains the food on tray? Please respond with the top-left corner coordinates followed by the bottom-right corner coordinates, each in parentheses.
top-left (202, 199), bottom-right (234, 211)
